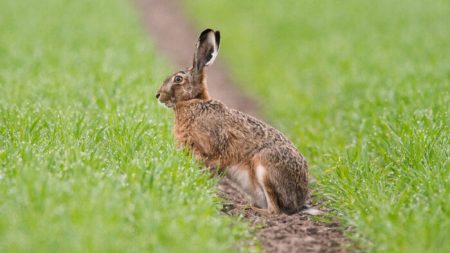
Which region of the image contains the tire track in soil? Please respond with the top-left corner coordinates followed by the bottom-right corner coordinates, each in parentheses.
top-left (135, 0), bottom-right (352, 252)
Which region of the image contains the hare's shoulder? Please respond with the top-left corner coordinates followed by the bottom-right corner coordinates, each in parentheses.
top-left (198, 99), bottom-right (227, 110)
top-left (190, 99), bottom-right (229, 117)
top-left (194, 100), bottom-right (261, 126)
top-left (193, 100), bottom-right (273, 133)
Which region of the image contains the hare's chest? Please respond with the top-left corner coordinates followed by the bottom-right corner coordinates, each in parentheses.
top-left (174, 119), bottom-right (214, 154)
top-left (173, 121), bottom-right (191, 147)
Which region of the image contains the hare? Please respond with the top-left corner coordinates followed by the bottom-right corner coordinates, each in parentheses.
top-left (156, 29), bottom-right (308, 214)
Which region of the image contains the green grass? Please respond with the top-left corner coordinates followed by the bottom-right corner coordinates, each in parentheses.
top-left (0, 0), bottom-right (252, 252)
top-left (185, 0), bottom-right (450, 252)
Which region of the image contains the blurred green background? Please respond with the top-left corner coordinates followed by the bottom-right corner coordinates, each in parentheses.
top-left (0, 0), bottom-right (448, 252)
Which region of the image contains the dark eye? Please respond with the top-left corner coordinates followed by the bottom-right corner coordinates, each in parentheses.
top-left (174, 75), bottom-right (183, 83)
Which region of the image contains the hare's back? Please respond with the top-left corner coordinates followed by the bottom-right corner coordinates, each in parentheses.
top-left (194, 99), bottom-right (298, 152)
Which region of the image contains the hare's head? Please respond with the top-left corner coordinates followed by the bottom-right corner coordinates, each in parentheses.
top-left (156, 29), bottom-right (220, 108)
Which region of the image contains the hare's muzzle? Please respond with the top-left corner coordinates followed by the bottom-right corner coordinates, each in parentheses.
top-left (156, 93), bottom-right (160, 99)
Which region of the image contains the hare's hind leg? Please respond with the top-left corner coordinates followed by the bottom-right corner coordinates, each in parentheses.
top-left (254, 163), bottom-right (281, 214)
top-left (252, 146), bottom-right (309, 214)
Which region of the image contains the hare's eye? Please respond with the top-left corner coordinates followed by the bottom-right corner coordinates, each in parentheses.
top-left (174, 76), bottom-right (183, 83)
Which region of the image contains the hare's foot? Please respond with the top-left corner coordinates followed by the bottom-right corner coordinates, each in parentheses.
top-left (250, 206), bottom-right (276, 217)
top-left (234, 203), bottom-right (252, 210)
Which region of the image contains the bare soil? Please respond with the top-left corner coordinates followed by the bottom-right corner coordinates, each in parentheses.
top-left (219, 179), bottom-right (352, 253)
top-left (135, 0), bottom-right (352, 252)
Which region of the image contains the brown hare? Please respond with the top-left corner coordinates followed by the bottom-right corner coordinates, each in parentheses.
top-left (156, 29), bottom-right (308, 214)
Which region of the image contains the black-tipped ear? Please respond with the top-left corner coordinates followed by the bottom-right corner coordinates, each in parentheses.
top-left (193, 29), bottom-right (220, 71)
top-left (214, 31), bottom-right (220, 50)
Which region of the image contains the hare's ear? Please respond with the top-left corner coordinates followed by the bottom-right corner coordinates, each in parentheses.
top-left (193, 29), bottom-right (220, 72)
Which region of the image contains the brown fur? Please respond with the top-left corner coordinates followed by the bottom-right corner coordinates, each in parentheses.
top-left (156, 29), bottom-right (308, 214)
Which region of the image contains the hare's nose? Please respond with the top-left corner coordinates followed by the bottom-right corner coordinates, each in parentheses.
top-left (156, 93), bottom-right (160, 99)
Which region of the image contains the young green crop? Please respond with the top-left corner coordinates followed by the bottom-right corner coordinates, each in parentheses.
top-left (0, 0), bottom-right (251, 252)
top-left (185, 0), bottom-right (450, 252)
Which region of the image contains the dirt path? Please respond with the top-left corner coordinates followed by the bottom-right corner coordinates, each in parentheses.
top-left (220, 179), bottom-right (351, 253)
top-left (135, 1), bottom-right (351, 252)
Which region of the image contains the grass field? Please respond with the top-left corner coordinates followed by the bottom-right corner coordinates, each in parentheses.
top-left (185, 0), bottom-right (450, 252)
top-left (0, 0), bottom-right (252, 252)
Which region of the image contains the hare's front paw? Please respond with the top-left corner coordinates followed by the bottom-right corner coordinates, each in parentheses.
top-left (196, 157), bottom-right (223, 177)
